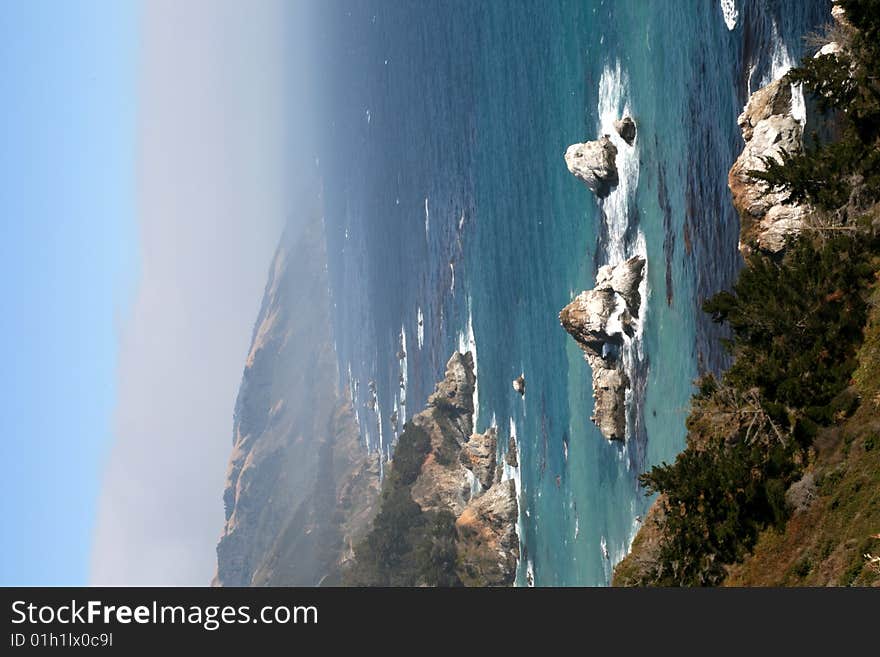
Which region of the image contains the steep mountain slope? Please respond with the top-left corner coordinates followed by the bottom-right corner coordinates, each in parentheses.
top-left (723, 284), bottom-right (880, 586)
top-left (214, 219), bottom-right (379, 586)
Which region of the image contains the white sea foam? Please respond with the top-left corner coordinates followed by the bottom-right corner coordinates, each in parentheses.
top-left (465, 468), bottom-right (482, 497)
top-left (603, 292), bottom-right (629, 337)
top-left (597, 60), bottom-right (640, 267)
top-left (450, 262), bottom-right (455, 295)
top-left (720, 0), bottom-right (738, 31)
top-left (762, 21), bottom-right (806, 125)
top-left (399, 324), bottom-right (408, 426)
top-left (424, 197), bottom-right (430, 237)
top-left (416, 306), bottom-right (424, 349)
top-left (376, 392), bottom-right (384, 455)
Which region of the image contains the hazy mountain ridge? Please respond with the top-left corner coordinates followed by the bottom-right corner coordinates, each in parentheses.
top-left (214, 219), bottom-right (379, 586)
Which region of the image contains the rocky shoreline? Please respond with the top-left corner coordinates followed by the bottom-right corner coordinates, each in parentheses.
top-left (349, 351), bottom-right (520, 586)
top-left (407, 352), bottom-right (520, 586)
top-left (728, 76), bottom-right (807, 254)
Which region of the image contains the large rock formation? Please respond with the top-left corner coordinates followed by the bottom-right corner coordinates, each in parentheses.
top-left (560, 256), bottom-right (645, 440)
top-left (353, 352), bottom-right (520, 586)
top-left (564, 136), bottom-right (619, 197)
top-left (728, 77), bottom-right (808, 254)
top-left (414, 353), bottom-right (519, 585)
top-left (214, 219), bottom-right (379, 587)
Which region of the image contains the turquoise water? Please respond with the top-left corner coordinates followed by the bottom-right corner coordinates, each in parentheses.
top-left (316, 0), bottom-right (829, 585)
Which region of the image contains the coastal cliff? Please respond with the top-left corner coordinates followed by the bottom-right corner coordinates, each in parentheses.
top-left (728, 77), bottom-right (808, 253)
top-left (214, 219), bottom-right (379, 586)
top-left (346, 352), bottom-right (520, 587)
top-left (615, 0), bottom-right (880, 587)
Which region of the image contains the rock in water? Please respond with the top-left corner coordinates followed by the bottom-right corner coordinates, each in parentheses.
top-left (595, 256), bottom-right (645, 316)
top-left (589, 364), bottom-right (629, 441)
top-left (559, 256), bottom-right (645, 441)
top-left (512, 373), bottom-right (526, 397)
top-left (505, 435), bottom-right (519, 468)
top-left (614, 116), bottom-right (637, 145)
top-left (729, 76), bottom-right (808, 254)
top-left (564, 135), bottom-right (619, 197)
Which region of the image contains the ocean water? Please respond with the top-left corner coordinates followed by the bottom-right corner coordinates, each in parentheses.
top-left (315, 0), bottom-right (830, 585)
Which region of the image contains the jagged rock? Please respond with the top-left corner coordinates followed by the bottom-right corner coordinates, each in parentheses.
top-left (588, 358), bottom-right (629, 441)
top-left (564, 135), bottom-right (619, 197)
top-left (736, 77), bottom-right (793, 142)
top-left (595, 255), bottom-right (645, 316)
top-left (729, 77), bottom-right (807, 255)
top-left (409, 353), bottom-right (479, 516)
top-left (559, 287), bottom-right (622, 358)
top-left (410, 455), bottom-right (474, 517)
top-left (560, 256), bottom-right (645, 441)
top-left (426, 351), bottom-right (476, 445)
top-left (380, 351), bottom-right (519, 586)
top-left (732, 113), bottom-right (803, 216)
top-left (505, 435), bottom-right (518, 468)
top-left (559, 256), bottom-right (645, 358)
top-left (512, 373), bottom-right (526, 397)
top-left (461, 427), bottom-right (497, 490)
top-left (455, 479), bottom-right (519, 586)
top-left (614, 116), bottom-right (637, 145)
top-left (755, 204), bottom-right (806, 252)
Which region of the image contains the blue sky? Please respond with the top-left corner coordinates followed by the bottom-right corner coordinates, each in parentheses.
top-left (0, 1), bottom-right (138, 585)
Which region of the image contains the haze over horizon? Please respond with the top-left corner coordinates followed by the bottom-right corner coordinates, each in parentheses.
top-left (89, 0), bottom-right (318, 585)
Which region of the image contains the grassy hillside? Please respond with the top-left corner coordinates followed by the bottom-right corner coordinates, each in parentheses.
top-left (725, 281), bottom-right (880, 586)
